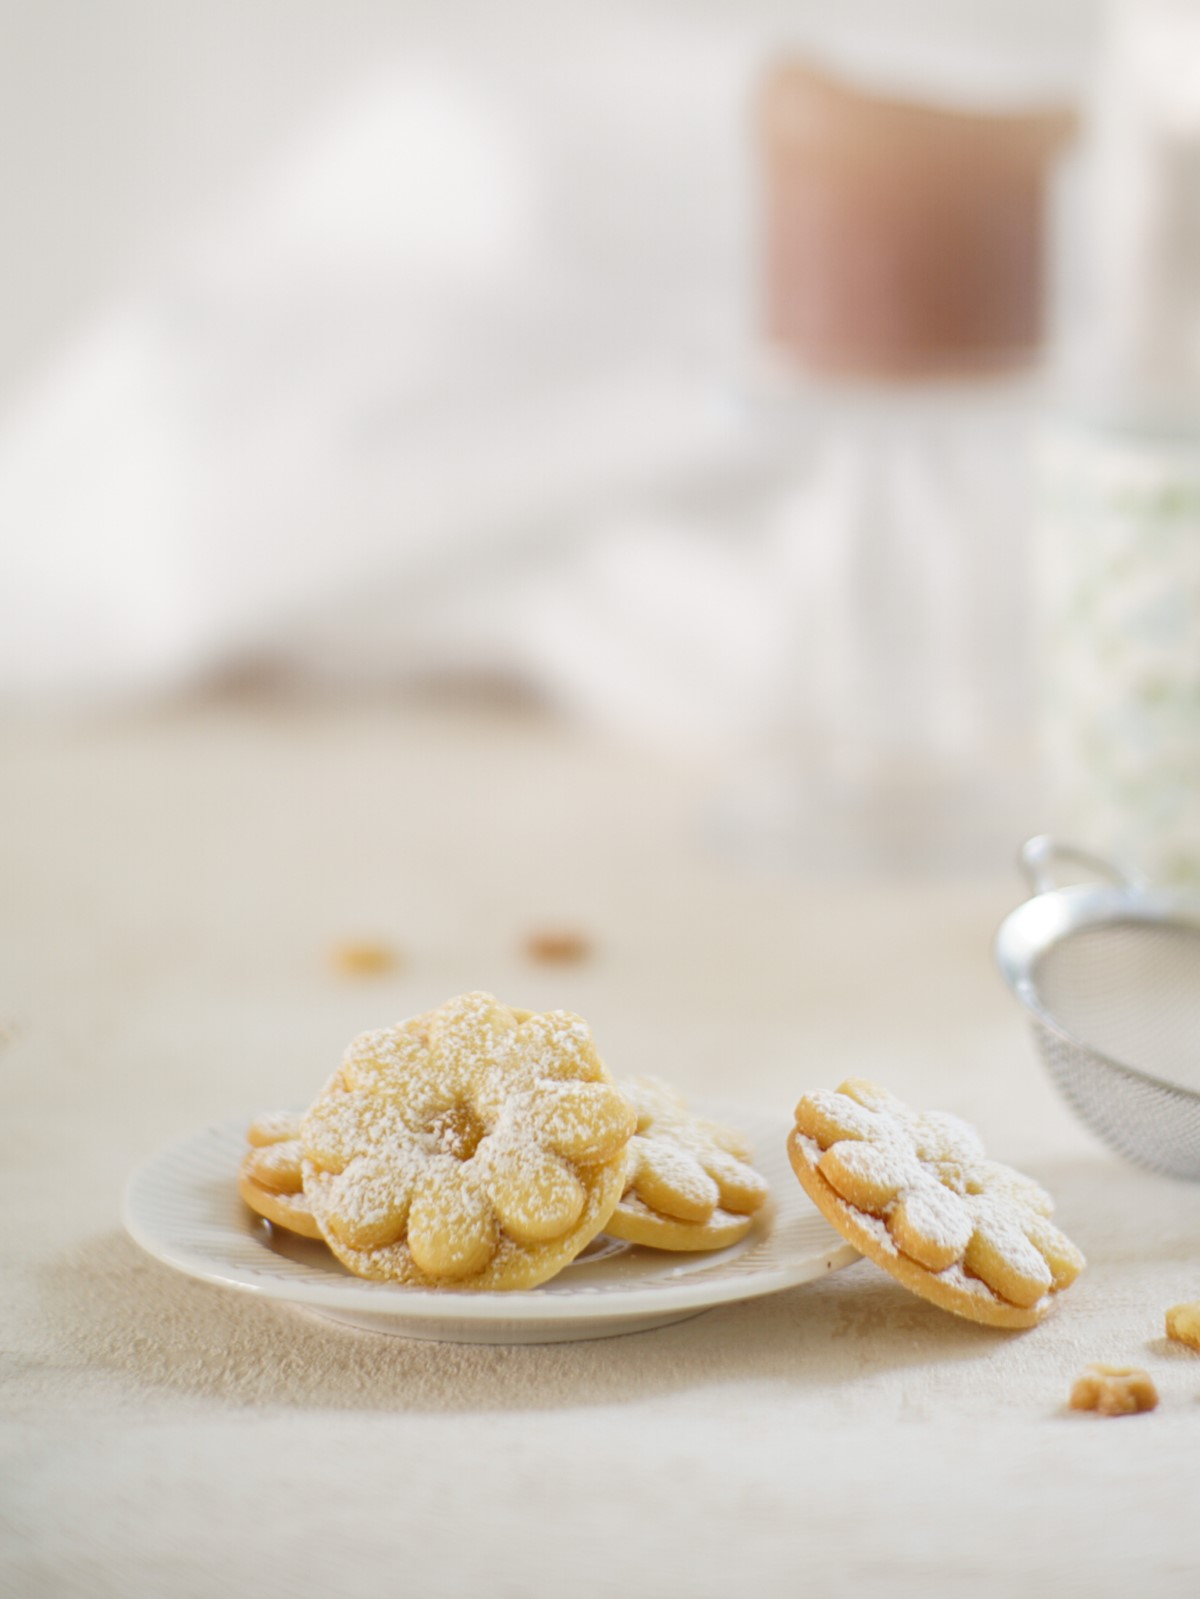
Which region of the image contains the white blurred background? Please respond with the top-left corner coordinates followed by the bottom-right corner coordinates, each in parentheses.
top-left (10, 0), bottom-right (1199, 874)
top-left (0, 1), bottom-right (1101, 403)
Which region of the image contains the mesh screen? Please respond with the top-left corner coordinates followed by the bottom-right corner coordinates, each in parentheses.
top-left (1033, 920), bottom-right (1200, 1090)
top-left (1030, 918), bottom-right (1200, 1178)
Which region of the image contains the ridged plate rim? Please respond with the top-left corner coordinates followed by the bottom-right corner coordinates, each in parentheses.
top-left (123, 1106), bottom-right (860, 1329)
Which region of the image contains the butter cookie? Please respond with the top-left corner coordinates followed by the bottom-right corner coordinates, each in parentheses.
top-left (238, 1111), bottom-right (323, 1241)
top-left (606, 1078), bottom-right (770, 1251)
top-left (301, 992), bottom-right (636, 1289)
top-left (788, 1079), bottom-right (1084, 1328)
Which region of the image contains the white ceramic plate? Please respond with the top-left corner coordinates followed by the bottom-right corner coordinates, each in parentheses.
top-left (123, 1108), bottom-right (860, 1343)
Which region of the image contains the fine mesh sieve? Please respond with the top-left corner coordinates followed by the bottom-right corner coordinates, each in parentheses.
top-left (995, 836), bottom-right (1200, 1181)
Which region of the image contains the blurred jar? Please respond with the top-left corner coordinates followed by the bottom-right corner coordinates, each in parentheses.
top-left (1037, 422), bottom-right (1200, 884)
top-left (757, 63), bottom-right (1074, 378)
top-left (1034, 1), bottom-right (1200, 886)
top-left (722, 61), bottom-right (1075, 868)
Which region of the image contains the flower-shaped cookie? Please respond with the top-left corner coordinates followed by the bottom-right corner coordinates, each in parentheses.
top-left (788, 1078), bottom-right (1084, 1328)
top-left (300, 993), bottom-right (637, 1289)
top-left (238, 1111), bottom-right (322, 1240)
top-left (606, 1078), bottom-right (770, 1251)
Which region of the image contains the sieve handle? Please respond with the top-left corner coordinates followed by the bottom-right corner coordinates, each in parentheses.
top-left (1019, 835), bottom-right (1146, 896)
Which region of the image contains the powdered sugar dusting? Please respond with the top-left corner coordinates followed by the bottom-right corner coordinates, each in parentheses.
top-left (246, 1110), bottom-right (303, 1146)
top-left (618, 1077), bottom-right (769, 1221)
top-left (299, 993), bottom-right (635, 1288)
top-left (793, 1071), bottom-right (1081, 1312)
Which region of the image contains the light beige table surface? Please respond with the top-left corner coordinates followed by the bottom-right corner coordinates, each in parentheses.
top-left (3, 697), bottom-right (1198, 1598)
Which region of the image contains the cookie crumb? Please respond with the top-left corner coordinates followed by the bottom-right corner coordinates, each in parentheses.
top-left (1165, 1302), bottom-right (1200, 1351)
top-left (525, 929), bottom-right (591, 964)
top-left (331, 941), bottom-right (401, 977)
top-left (1069, 1364), bottom-right (1158, 1416)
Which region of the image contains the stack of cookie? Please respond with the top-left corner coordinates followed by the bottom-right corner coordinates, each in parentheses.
top-left (239, 991), bottom-right (770, 1291)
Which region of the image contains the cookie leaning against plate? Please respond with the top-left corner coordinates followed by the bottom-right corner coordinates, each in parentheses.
top-left (787, 1078), bottom-right (1084, 1328)
top-left (300, 992), bottom-right (637, 1290)
top-left (605, 1078), bottom-right (770, 1251)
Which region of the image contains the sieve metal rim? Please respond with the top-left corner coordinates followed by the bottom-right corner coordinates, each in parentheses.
top-left (994, 835), bottom-right (1200, 1110)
